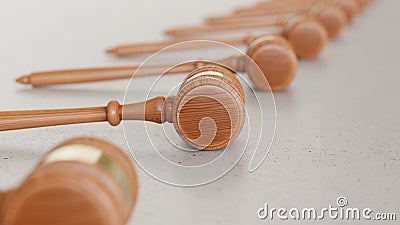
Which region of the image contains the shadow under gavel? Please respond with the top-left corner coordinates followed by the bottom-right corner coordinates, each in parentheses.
top-left (0, 137), bottom-right (138, 225)
top-left (10, 66), bottom-right (246, 150)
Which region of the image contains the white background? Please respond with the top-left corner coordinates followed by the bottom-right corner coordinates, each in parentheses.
top-left (0, 0), bottom-right (399, 224)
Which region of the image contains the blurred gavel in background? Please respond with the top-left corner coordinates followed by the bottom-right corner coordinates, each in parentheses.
top-left (11, 66), bottom-right (246, 150)
top-left (0, 137), bottom-right (138, 225)
top-left (235, 0), bottom-right (372, 23)
top-left (207, 0), bottom-right (348, 38)
top-left (164, 14), bottom-right (328, 59)
top-left (19, 39), bottom-right (297, 91)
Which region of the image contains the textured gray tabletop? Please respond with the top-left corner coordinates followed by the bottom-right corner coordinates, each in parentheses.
top-left (0, 0), bottom-right (398, 224)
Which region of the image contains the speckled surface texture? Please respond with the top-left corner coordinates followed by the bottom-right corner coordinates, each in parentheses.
top-left (0, 0), bottom-right (399, 224)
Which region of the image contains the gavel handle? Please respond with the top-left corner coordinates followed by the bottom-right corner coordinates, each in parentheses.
top-left (0, 97), bottom-right (167, 131)
top-left (165, 20), bottom-right (282, 37)
top-left (106, 37), bottom-right (249, 57)
top-left (0, 191), bottom-right (5, 225)
top-left (16, 63), bottom-right (196, 87)
top-left (209, 0), bottom-right (328, 25)
top-left (0, 106), bottom-right (109, 131)
top-left (207, 10), bottom-right (299, 25)
top-left (106, 40), bottom-right (216, 56)
top-left (236, 0), bottom-right (319, 14)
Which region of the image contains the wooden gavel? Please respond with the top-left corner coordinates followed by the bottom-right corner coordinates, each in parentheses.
top-left (164, 14), bottom-right (328, 59)
top-left (19, 37), bottom-right (297, 92)
top-left (207, 0), bottom-right (348, 38)
top-left (0, 137), bottom-right (138, 225)
top-left (10, 66), bottom-right (246, 150)
top-left (245, 0), bottom-right (369, 22)
top-left (325, 0), bottom-right (372, 20)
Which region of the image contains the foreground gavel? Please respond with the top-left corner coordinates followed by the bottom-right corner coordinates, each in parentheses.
top-left (10, 66), bottom-right (246, 150)
top-left (208, 0), bottom-right (347, 38)
top-left (165, 14), bottom-right (328, 59)
top-left (0, 137), bottom-right (138, 225)
top-left (20, 36), bottom-right (297, 91)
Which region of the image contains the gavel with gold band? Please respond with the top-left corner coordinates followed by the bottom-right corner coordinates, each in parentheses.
top-left (0, 137), bottom-right (138, 225)
top-left (9, 65), bottom-right (246, 150)
top-left (19, 37), bottom-right (297, 91)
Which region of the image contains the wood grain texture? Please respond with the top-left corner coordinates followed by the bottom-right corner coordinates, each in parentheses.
top-left (17, 35), bottom-right (297, 91)
top-left (121, 96), bottom-right (167, 123)
top-left (1, 137), bottom-right (138, 225)
top-left (0, 107), bottom-right (107, 131)
top-left (7, 67), bottom-right (246, 150)
top-left (0, 97), bottom-right (167, 131)
top-left (106, 37), bottom-right (247, 57)
top-left (16, 67), bottom-right (138, 86)
top-left (245, 34), bottom-right (298, 91)
top-left (172, 66), bottom-right (245, 150)
top-left (105, 33), bottom-right (298, 92)
top-left (16, 63), bottom-right (197, 87)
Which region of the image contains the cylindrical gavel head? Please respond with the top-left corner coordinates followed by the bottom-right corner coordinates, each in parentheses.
top-left (283, 15), bottom-right (328, 58)
top-left (245, 34), bottom-right (298, 91)
top-left (2, 137), bottom-right (138, 225)
top-left (170, 65), bottom-right (246, 150)
top-left (357, 0), bottom-right (372, 9)
top-left (309, 3), bottom-right (348, 38)
top-left (334, 0), bottom-right (361, 21)
top-left (230, 2), bottom-right (347, 38)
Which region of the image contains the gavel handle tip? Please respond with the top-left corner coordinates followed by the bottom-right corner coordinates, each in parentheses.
top-left (164, 30), bottom-right (175, 36)
top-left (105, 48), bottom-right (117, 54)
top-left (16, 75), bottom-right (31, 85)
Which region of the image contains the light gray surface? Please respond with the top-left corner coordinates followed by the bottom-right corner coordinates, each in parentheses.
top-left (0, 0), bottom-right (399, 224)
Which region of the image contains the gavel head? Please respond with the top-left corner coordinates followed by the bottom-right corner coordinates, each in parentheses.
top-left (245, 34), bottom-right (298, 92)
top-left (283, 15), bottom-right (328, 59)
top-left (334, 0), bottom-right (360, 21)
top-left (2, 137), bottom-right (138, 225)
top-left (357, 0), bottom-right (371, 8)
top-left (309, 3), bottom-right (348, 38)
top-left (170, 65), bottom-right (246, 150)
